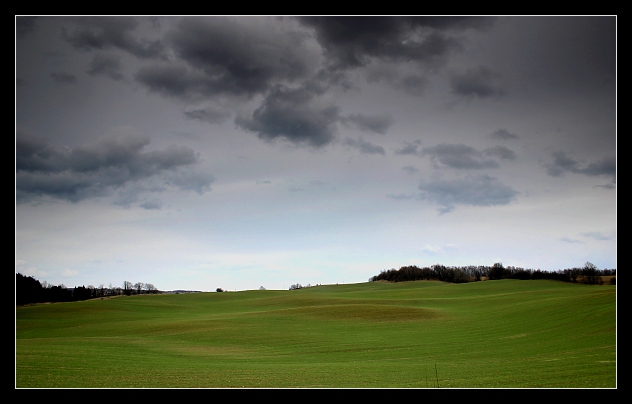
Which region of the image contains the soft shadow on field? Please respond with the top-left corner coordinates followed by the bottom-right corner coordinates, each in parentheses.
top-left (255, 303), bottom-right (444, 322)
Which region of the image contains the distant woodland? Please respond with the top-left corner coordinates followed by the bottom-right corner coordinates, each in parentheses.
top-left (15, 274), bottom-right (160, 306)
top-left (16, 261), bottom-right (615, 306)
top-left (369, 262), bottom-right (616, 285)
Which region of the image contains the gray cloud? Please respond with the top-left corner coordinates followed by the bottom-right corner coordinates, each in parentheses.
top-left (422, 143), bottom-right (500, 169)
top-left (235, 84), bottom-right (340, 147)
top-left (139, 199), bottom-right (163, 210)
top-left (366, 64), bottom-right (429, 97)
top-left (343, 137), bottom-right (386, 155)
top-left (61, 16), bottom-right (166, 59)
top-left (184, 107), bottom-right (231, 124)
top-left (134, 62), bottom-right (198, 99)
top-left (395, 140), bottom-right (423, 156)
top-left (546, 151), bottom-right (616, 184)
top-left (398, 75), bottom-right (430, 96)
top-left (16, 127), bottom-right (213, 204)
top-left (341, 113), bottom-right (394, 135)
top-left (490, 128), bottom-right (519, 140)
top-left (484, 145), bottom-right (517, 160)
top-left (450, 66), bottom-right (505, 99)
top-left (50, 72), bottom-right (77, 84)
top-left (419, 174), bottom-right (519, 214)
top-left (402, 166), bottom-right (419, 174)
top-left (16, 129), bottom-right (70, 173)
top-left (298, 16), bottom-right (495, 70)
top-left (387, 192), bottom-right (419, 200)
top-left (546, 151), bottom-right (578, 177)
top-left (155, 16), bottom-right (317, 99)
top-left (16, 16), bottom-right (39, 38)
top-left (87, 53), bottom-right (125, 81)
top-left (578, 156), bottom-right (617, 178)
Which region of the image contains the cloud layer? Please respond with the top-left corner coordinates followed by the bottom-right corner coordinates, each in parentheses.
top-left (16, 126), bottom-right (213, 206)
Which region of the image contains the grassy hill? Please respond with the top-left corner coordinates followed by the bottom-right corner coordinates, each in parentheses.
top-left (15, 279), bottom-right (616, 388)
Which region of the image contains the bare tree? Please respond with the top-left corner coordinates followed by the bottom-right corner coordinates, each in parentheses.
top-left (583, 262), bottom-right (599, 284)
top-left (123, 280), bottom-right (133, 295)
top-left (144, 283), bottom-right (157, 294)
top-left (134, 282), bottom-right (144, 295)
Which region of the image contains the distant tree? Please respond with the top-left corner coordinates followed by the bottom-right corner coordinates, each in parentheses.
top-left (73, 285), bottom-right (91, 301)
top-left (259, 286), bottom-right (266, 290)
top-left (583, 262), bottom-right (599, 284)
top-left (144, 283), bottom-right (157, 294)
top-left (289, 283), bottom-right (302, 290)
top-left (123, 281), bottom-right (133, 295)
top-left (489, 262), bottom-right (506, 280)
top-left (216, 288), bottom-right (224, 292)
top-left (569, 268), bottom-right (581, 282)
top-left (16, 273), bottom-right (43, 305)
top-left (134, 282), bottom-right (144, 295)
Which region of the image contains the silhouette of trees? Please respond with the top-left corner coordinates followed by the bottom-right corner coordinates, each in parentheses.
top-left (488, 262), bottom-right (505, 280)
top-left (16, 273), bottom-right (161, 305)
top-left (369, 262), bottom-right (615, 286)
top-left (582, 262), bottom-right (603, 284)
top-left (144, 283), bottom-right (158, 293)
top-left (134, 282), bottom-right (144, 294)
top-left (16, 273), bottom-right (43, 305)
top-left (123, 281), bottom-right (133, 295)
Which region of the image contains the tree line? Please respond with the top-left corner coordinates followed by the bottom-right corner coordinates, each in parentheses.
top-left (369, 262), bottom-right (615, 285)
top-left (15, 273), bottom-right (160, 306)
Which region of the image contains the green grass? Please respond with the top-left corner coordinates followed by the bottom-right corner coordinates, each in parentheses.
top-left (15, 280), bottom-right (616, 388)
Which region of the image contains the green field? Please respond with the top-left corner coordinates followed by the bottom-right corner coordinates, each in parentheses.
top-left (15, 279), bottom-right (616, 388)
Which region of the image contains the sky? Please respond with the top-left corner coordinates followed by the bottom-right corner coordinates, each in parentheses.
top-left (15, 16), bottom-right (616, 292)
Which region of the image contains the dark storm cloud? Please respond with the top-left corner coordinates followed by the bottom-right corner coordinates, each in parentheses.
top-left (16, 129), bottom-right (70, 173)
top-left (235, 84), bottom-right (340, 147)
top-left (450, 66), bottom-right (505, 99)
top-left (419, 174), bottom-right (519, 214)
top-left (545, 151), bottom-right (616, 184)
top-left (134, 63), bottom-right (199, 99)
top-left (422, 143), bottom-right (500, 169)
top-left (87, 53), bottom-right (125, 81)
top-left (343, 137), bottom-right (386, 155)
top-left (50, 72), bottom-right (77, 84)
top-left (16, 16), bottom-right (39, 37)
top-left (341, 113), bottom-right (394, 135)
top-left (15, 128), bottom-right (213, 204)
top-left (157, 16), bottom-right (316, 99)
top-left (298, 16), bottom-right (495, 70)
top-left (61, 16), bottom-right (166, 59)
top-left (490, 128), bottom-right (519, 140)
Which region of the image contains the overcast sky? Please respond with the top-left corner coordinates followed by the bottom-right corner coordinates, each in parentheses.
top-left (15, 16), bottom-right (616, 291)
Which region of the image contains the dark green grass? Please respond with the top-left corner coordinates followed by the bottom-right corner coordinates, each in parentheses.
top-left (16, 280), bottom-right (616, 388)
